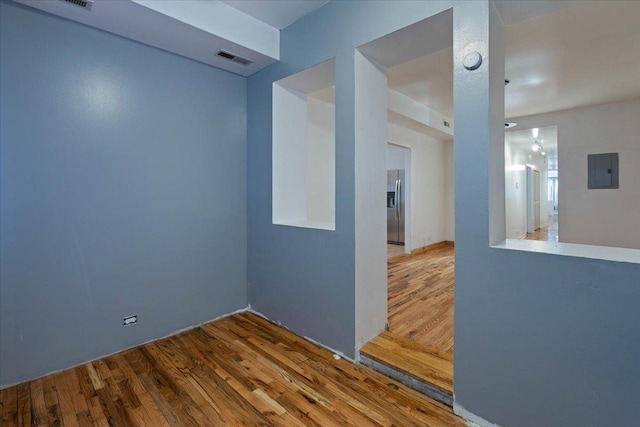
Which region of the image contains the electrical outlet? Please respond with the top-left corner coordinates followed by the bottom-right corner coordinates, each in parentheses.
top-left (123, 315), bottom-right (137, 326)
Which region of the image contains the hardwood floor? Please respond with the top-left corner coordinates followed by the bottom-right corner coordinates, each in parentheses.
top-left (387, 244), bottom-right (454, 355)
top-left (387, 243), bottom-right (406, 259)
top-left (1, 312), bottom-right (464, 427)
top-left (525, 215), bottom-right (558, 242)
top-left (359, 332), bottom-right (453, 394)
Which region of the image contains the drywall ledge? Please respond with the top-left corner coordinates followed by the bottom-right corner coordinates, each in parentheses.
top-left (494, 239), bottom-right (640, 264)
top-left (274, 219), bottom-right (335, 231)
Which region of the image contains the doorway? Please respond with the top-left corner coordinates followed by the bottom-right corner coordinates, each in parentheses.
top-left (354, 9), bottom-right (456, 405)
top-left (505, 125), bottom-right (558, 242)
top-left (527, 166), bottom-right (541, 233)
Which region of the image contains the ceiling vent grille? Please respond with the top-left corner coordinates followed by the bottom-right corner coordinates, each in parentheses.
top-left (216, 50), bottom-right (253, 66)
top-left (60, 0), bottom-right (93, 10)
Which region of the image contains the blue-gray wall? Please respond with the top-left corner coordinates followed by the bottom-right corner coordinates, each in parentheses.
top-left (248, 1), bottom-right (640, 426)
top-left (454, 4), bottom-right (640, 426)
top-left (3, 1), bottom-right (640, 425)
top-left (0, 1), bottom-right (247, 386)
top-left (247, 0), bottom-right (455, 358)
top-left (246, 0), bottom-right (464, 357)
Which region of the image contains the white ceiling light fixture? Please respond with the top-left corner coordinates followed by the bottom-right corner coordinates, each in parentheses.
top-left (532, 128), bottom-right (539, 138)
top-left (532, 140), bottom-right (544, 152)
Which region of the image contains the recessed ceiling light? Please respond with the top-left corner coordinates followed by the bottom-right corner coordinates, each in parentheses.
top-left (532, 128), bottom-right (539, 138)
top-left (505, 122), bottom-right (517, 129)
top-left (541, 151), bottom-right (546, 155)
top-left (532, 141), bottom-right (544, 152)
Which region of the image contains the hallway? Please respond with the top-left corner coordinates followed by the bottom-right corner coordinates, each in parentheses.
top-left (525, 215), bottom-right (558, 242)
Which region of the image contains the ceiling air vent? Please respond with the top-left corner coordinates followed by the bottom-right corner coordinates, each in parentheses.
top-left (60, 0), bottom-right (93, 10)
top-left (216, 50), bottom-right (253, 66)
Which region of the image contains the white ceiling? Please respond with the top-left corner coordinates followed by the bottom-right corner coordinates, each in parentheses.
top-left (387, 1), bottom-right (640, 122)
top-left (505, 0), bottom-right (640, 118)
top-left (358, 9), bottom-right (453, 69)
top-left (15, 0), bottom-right (640, 113)
top-left (505, 126), bottom-right (558, 169)
top-left (222, 0), bottom-right (330, 30)
top-left (361, 8), bottom-right (453, 118)
top-left (388, 47), bottom-right (454, 117)
top-left (276, 58), bottom-right (335, 94)
top-left (13, 0), bottom-right (331, 76)
top-left (493, 0), bottom-right (581, 25)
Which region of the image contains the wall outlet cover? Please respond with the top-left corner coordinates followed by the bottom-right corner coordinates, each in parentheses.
top-left (123, 315), bottom-right (138, 326)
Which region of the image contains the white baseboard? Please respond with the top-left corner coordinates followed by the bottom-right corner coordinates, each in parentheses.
top-left (454, 401), bottom-right (502, 427)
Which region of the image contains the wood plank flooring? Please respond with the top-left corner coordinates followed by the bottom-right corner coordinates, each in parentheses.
top-left (387, 244), bottom-right (454, 354)
top-left (387, 243), bottom-right (406, 259)
top-left (359, 332), bottom-right (453, 394)
top-left (1, 312), bottom-right (464, 427)
top-left (525, 215), bottom-right (558, 242)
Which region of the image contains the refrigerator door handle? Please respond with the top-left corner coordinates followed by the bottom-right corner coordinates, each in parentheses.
top-left (397, 179), bottom-right (401, 219)
top-left (395, 179), bottom-right (400, 219)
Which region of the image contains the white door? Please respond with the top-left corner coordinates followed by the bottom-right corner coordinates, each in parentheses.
top-left (527, 167), bottom-right (541, 233)
top-left (533, 170), bottom-right (541, 230)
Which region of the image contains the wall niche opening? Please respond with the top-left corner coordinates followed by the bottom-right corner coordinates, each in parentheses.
top-left (272, 58), bottom-right (336, 230)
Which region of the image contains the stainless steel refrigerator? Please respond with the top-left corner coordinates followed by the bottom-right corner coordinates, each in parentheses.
top-left (387, 169), bottom-right (405, 245)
